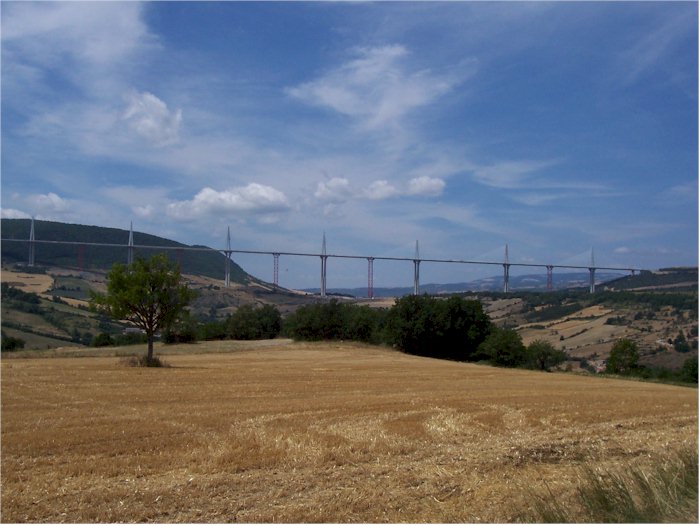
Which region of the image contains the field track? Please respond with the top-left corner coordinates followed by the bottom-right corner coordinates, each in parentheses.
top-left (2, 341), bottom-right (697, 522)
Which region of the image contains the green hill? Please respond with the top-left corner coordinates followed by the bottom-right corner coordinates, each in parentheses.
top-left (603, 267), bottom-right (698, 291)
top-left (1, 219), bottom-right (250, 283)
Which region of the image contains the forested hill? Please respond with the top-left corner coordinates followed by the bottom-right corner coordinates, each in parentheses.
top-left (1, 219), bottom-right (250, 283)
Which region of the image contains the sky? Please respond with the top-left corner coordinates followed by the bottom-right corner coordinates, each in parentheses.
top-left (2, 1), bottom-right (698, 289)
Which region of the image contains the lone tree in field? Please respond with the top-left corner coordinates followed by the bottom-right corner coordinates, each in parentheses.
top-left (606, 338), bottom-right (640, 375)
top-left (91, 254), bottom-right (196, 364)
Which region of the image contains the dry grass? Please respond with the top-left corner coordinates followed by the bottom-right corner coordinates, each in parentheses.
top-left (1, 341), bottom-right (697, 522)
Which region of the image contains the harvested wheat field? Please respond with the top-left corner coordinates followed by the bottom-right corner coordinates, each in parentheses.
top-left (1, 341), bottom-right (697, 522)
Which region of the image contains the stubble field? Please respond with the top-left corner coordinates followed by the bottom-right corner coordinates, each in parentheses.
top-left (1, 341), bottom-right (697, 522)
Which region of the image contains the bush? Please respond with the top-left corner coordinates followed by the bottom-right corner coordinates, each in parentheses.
top-left (681, 356), bottom-right (698, 384)
top-left (227, 304), bottom-right (282, 340)
top-left (283, 300), bottom-right (385, 343)
top-left (384, 295), bottom-right (491, 360)
top-left (113, 332), bottom-right (148, 346)
top-left (477, 327), bottom-right (526, 367)
top-left (198, 320), bottom-right (228, 341)
top-left (606, 338), bottom-right (639, 375)
top-left (163, 311), bottom-right (198, 344)
top-left (526, 339), bottom-right (567, 371)
top-left (1, 331), bottom-right (26, 352)
top-left (93, 332), bottom-right (115, 347)
top-left (120, 355), bottom-right (169, 368)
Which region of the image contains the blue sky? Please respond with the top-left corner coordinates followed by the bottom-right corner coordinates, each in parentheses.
top-left (2, 1), bottom-right (698, 289)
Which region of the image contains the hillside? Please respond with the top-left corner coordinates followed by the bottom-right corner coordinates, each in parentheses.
top-left (2, 220), bottom-right (697, 373)
top-left (1, 218), bottom-right (250, 283)
top-left (602, 267), bottom-right (698, 291)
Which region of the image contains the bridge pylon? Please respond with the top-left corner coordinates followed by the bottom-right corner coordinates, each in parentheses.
top-left (413, 240), bottom-right (421, 295)
top-left (502, 244), bottom-right (510, 293)
top-left (28, 217), bottom-right (35, 267)
top-left (320, 232), bottom-right (328, 298)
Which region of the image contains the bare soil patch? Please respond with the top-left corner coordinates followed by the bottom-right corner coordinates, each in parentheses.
top-left (1, 341), bottom-right (696, 522)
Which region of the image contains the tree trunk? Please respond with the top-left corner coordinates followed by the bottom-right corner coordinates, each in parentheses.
top-left (147, 333), bottom-right (154, 361)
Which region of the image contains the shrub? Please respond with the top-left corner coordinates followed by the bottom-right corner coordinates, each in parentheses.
top-left (477, 327), bottom-right (526, 367)
top-left (526, 339), bottom-right (567, 371)
top-left (606, 338), bottom-right (639, 375)
top-left (227, 304), bottom-right (282, 340)
top-left (283, 300), bottom-right (385, 343)
top-left (1, 331), bottom-right (26, 352)
top-left (681, 356), bottom-right (698, 384)
top-left (163, 311), bottom-right (198, 344)
top-left (120, 355), bottom-right (169, 368)
top-left (384, 295), bottom-right (491, 360)
top-left (93, 332), bottom-right (115, 347)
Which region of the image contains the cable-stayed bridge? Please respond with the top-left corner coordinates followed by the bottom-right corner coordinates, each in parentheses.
top-left (2, 219), bottom-right (644, 297)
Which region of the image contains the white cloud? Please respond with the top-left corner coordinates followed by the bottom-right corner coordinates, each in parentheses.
top-left (287, 45), bottom-right (475, 129)
top-left (167, 184), bottom-right (291, 219)
top-left (28, 192), bottom-right (70, 213)
top-left (2, 2), bottom-right (152, 66)
top-left (614, 246), bottom-right (631, 254)
top-left (313, 175), bottom-right (446, 205)
top-left (123, 91), bottom-right (182, 146)
top-left (407, 176), bottom-right (445, 196)
top-left (365, 180), bottom-right (400, 200)
top-left (133, 205), bottom-right (155, 219)
top-left (0, 208), bottom-right (31, 219)
top-left (314, 177), bottom-right (354, 203)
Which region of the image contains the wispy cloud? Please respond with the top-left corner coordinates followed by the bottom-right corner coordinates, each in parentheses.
top-left (470, 160), bottom-right (559, 189)
top-left (2, 2), bottom-right (152, 61)
top-left (287, 45), bottom-right (476, 129)
top-left (616, 9), bottom-right (696, 86)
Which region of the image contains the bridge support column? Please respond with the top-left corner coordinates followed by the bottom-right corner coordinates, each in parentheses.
top-left (589, 267), bottom-right (596, 294)
top-left (367, 257), bottom-right (374, 299)
top-left (413, 259), bottom-right (421, 295)
top-left (320, 233), bottom-right (328, 298)
top-left (320, 256), bottom-right (328, 298)
top-left (28, 217), bottom-right (36, 267)
top-left (502, 244), bottom-right (510, 293)
top-left (273, 253), bottom-right (280, 288)
top-left (224, 226), bottom-right (232, 287)
top-left (546, 265), bottom-right (554, 291)
top-left (127, 221), bottom-right (134, 266)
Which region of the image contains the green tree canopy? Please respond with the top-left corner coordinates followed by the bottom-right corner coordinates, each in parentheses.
top-left (606, 338), bottom-right (640, 375)
top-left (90, 254), bottom-right (196, 363)
top-left (385, 295), bottom-right (492, 360)
top-left (526, 339), bottom-right (567, 371)
top-left (227, 304), bottom-right (282, 340)
top-left (477, 327), bottom-right (526, 367)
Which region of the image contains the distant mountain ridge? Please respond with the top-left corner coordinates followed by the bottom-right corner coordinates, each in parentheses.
top-left (306, 268), bottom-right (698, 297)
top-left (305, 271), bottom-right (625, 297)
top-left (1, 219), bottom-right (250, 283)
